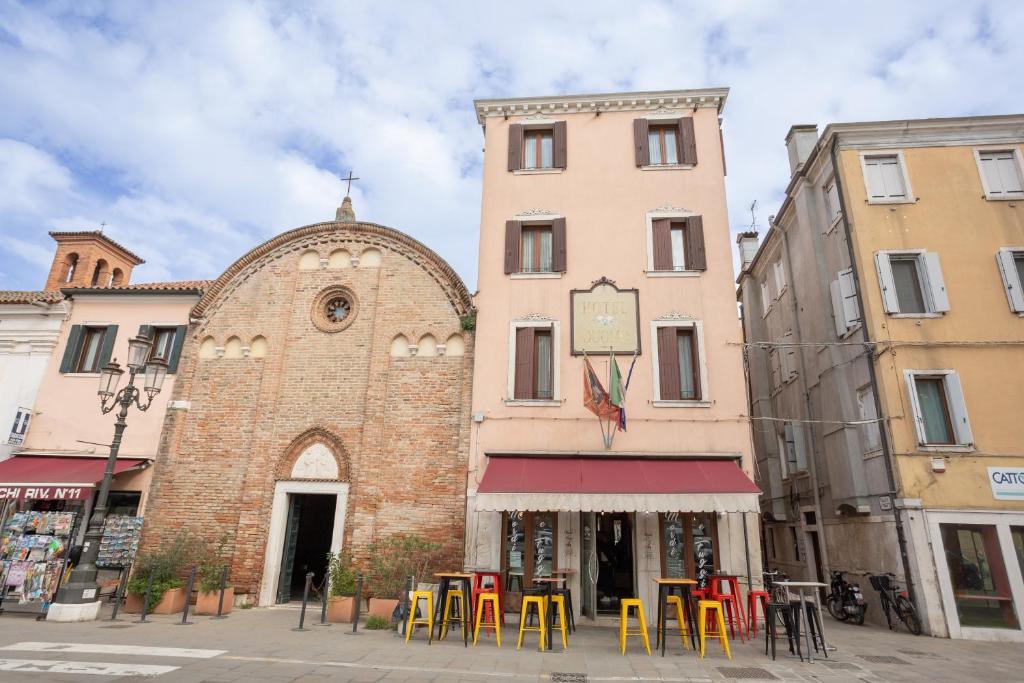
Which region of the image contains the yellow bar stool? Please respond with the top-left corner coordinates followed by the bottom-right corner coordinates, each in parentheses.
top-left (517, 595), bottom-right (547, 651)
top-left (550, 594), bottom-right (569, 650)
top-left (473, 592), bottom-right (502, 647)
top-left (405, 590), bottom-right (435, 643)
top-left (658, 595), bottom-right (690, 650)
top-left (697, 599), bottom-right (732, 660)
top-left (618, 598), bottom-right (651, 655)
top-left (439, 590), bottom-right (466, 641)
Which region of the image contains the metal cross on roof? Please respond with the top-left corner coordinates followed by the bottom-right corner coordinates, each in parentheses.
top-left (342, 171), bottom-right (360, 196)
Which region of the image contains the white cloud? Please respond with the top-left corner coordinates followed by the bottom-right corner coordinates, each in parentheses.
top-left (0, 0), bottom-right (1021, 292)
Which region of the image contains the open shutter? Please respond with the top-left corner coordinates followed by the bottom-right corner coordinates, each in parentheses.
top-left (59, 325), bottom-right (84, 374)
top-left (830, 279), bottom-right (849, 337)
top-left (678, 117), bottom-right (697, 165)
top-left (905, 374), bottom-right (929, 445)
top-left (552, 121), bottom-right (567, 169)
top-left (945, 373), bottom-right (973, 445)
top-left (791, 423), bottom-right (808, 471)
top-left (718, 120), bottom-right (726, 175)
top-left (137, 324), bottom-right (154, 341)
top-left (922, 252), bottom-right (949, 312)
top-left (996, 249), bottom-right (1024, 312)
top-left (167, 324), bottom-right (188, 373)
top-left (781, 333), bottom-right (797, 382)
top-left (513, 327), bottom-right (535, 400)
top-left (504, 220), bottom-right (522, 274)
top-left (651, 219), bottom-right (673, 271)
top-left (684, 216), bottom-right (706, 270)
top-left (656, 326), bottom-right (681, 400)
top-left (98, 324), bottom-right (118, 368)
top-left (874, 252), bottom-right (900, 313)
top-left (769, 349), bottom-right (781, 390)
top-left (551, 218), bottom-right (567, 272)
top-left (839, 268), bottom-right (861, 328)
top-left (507, 124), bottom-right (523, 171)
top-left (633, 119), bottom-right (649, 166)
top-left (760, 281), bottom-right (772, 317)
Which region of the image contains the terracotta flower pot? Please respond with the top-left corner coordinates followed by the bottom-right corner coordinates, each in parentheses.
top-left (195, 587), bottom-right (234, 615)
top-left (124, 587), bottom-right (187, 615)
top-left (327, 596), bottom-right (355, 623)
top-left (367, 598), bottom-right (399, 620)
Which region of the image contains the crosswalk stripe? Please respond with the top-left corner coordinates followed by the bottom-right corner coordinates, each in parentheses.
top-left (1, 642), bottom-right (225, 659)
top-left (0, 658), bottom-right (178, 676)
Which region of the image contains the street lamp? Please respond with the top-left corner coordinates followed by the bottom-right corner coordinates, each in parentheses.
top-left (55, 332), bottom-right (167, 616)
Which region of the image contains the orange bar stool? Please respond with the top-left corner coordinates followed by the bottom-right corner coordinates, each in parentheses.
top-left (618, 598), bottom-right (651, 655)
top-left (473, 592), bottom-right (502, 647)
top-left (473, 571), bottom-right (504, 624)
top-left (746, 589), bottom-right (770, 638)
top-left (697, 600), bottom-right (732, 660)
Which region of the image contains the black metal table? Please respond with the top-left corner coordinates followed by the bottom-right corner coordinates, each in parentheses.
top-left (654, 578), bottom-right (698, 656)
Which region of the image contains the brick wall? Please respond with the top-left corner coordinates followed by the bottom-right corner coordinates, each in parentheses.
top-left (141, 222), bottom-right (474, 599)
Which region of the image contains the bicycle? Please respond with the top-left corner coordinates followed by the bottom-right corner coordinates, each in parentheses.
top-left (763, 568), bottom-right (790, 604)
top-left (866, 572), bottom-right (921, 635)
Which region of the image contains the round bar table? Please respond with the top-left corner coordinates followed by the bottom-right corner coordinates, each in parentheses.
top-left (775, 580), bottom-right (828, 662)
top-left (533, 576), bottom-right (566, 650)
top-left (653, 578), bottom-right (698, 656)
top-left (433, 572), bottom-right (474, 647)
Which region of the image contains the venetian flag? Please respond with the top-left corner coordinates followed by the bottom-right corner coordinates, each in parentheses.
top-left (583, 356), bottom-right (619, 422)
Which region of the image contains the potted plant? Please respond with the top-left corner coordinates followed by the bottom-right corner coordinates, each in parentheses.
top-left (195, 534), bottom-right (233, 615)
top-left (125, 531), bottom-right (191, 614)
top-left (325, 551), bottom-right (357, 622)
top-left (365, 534), bottom-right (441, 622)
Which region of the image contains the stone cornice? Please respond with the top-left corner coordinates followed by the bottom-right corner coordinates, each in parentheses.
top-left (192, 221), bottom-right (474, 320)
top-left (474, 88), bottom-right (729, 123)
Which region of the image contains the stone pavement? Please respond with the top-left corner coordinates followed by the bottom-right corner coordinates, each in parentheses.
top-left (0, 604), bottom-right (1019, 682)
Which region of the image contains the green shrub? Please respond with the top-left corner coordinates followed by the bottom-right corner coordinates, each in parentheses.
top-left (127, 530), bottom-right (194, 612)
top-left (365, 614), bottom-right (392, 630)
top-left (365, 534), bottom-right (442, 599)
top-left (326, 551), bottom-right (357, 597)
top-left (197, 533), bottom-right (233, 593)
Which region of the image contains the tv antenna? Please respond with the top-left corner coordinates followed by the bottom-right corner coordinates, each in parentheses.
top-left (748, 200), bottom-right (758, 231)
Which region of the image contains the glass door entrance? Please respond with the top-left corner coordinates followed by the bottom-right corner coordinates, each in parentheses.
top-left (592, 512), bottom-right (634, 615)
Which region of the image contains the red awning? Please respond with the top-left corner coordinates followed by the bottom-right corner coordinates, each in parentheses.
top-left (0, 456), bottom-right (147, 501)
top-left (475, 457), bottom-right (760, 513)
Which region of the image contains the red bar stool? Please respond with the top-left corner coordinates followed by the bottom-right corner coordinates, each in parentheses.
top-left (712, 591), bottom-right (744, 641)
top-left (710, 576), bottom-right (747, 637)
top-left (746, 589), bottom-right (770, 638)
top-left (473, 571), bottom-right (504, 625)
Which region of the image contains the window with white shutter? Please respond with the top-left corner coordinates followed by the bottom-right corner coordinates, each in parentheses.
top-left (861, 153), bottom-right (912, 203)
top-left (856, 386), bottom-right (881, 453)
top-left (976, 149), bottom-right (1024, 199)
top-left (780, 332), bottom-right (797, 383)
top-left (769, 348), bottom-right (781, 392)
top-left (996, 248), bottom-right (1024, 313)
top-left (824, 180), bottom-right (842, 227)
top-left (773, 260), bottom-right (787, 298)
top-left (905, 370), bottom-right (973, 448)
top-left (830, 268), bottom-right (861, 337)
top-left (875, 251), bottom-right (949, 315)
top-left (780, 422), bottom-right (808, 477)
top-left (760, 279), bottom-right (772, 318)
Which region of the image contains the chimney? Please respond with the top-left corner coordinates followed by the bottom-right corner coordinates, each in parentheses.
top-left (785, 124), bottom-right (819, 176)
top-left (736, 231), bottom-right (759, 271)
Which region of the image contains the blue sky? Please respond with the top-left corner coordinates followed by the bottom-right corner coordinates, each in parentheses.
top-left (1, 0), bottom-right (1022, 291)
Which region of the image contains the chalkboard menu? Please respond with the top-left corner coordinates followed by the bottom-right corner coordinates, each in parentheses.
top-left (505, 511), bottom-right (524, 573)
top-left (692, 517), bottom-right (714, 587)
top-left (663, 513), bottom-right (685, 578)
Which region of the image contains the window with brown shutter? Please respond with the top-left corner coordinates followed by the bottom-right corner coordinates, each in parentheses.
top-left (514, 326), bottom-right (534, 399)
top-left (633, 118), bottom-right (650, 166)
top-left (679, 117), bottom-right (697, 165)
top-left (684, 216), bottom-right (705, 270)
top-left (508, 124), bottom-right (523, 171)
top-left (504, 220), bottom-right (522, 274)
top-left (648, 124), bottom-right (679, 165)
top-left (510, 219), bottom-right (567, 274)
top-left (513, 325), bottom-right (555, 400)
top-left (523, 128), bottom-right (554, 169)
top-left (552, 121), bottom-right (567, 169)
top-left (656, 326), bottom-right (701, 401)
top-left (520, 225), bottom-right (553, 273)
top-left (651, 216), bottom-right (705, 272)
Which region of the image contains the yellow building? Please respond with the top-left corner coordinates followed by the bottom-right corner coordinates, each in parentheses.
top-left (738, 115), bottom-right (1024, 640)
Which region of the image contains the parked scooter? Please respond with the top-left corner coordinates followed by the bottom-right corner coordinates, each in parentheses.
top-left (826, 570), bottom-right (867, 624)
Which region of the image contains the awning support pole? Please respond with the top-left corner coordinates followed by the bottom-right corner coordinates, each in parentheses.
top-left (742, 511), bottom-right (752, 594)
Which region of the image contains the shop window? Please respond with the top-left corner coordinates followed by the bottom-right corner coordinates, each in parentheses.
top-left (502, 511), bottom-right (558, 599)
top-left (940, 523), bottom-right (1019, 629)
top-left (106, 491), bottom-right (141, 516)
top-left (658, 513), bottom-right (717, 588)
top-left (1011, 527), bottom-right (1024, 588)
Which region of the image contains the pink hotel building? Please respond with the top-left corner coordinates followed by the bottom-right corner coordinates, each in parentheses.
top-left (464, 89), bottom-right (762, 622)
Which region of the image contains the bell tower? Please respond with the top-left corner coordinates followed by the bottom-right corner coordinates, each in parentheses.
top-left (44, 231), bottom-right (145, 291)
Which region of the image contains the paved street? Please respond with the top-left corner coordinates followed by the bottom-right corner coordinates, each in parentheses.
top-left (0, 606), bottom-right (1019, 682)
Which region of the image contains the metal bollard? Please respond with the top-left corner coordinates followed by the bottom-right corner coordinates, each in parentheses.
top-left (292, 572), bottom-right (314, 632)
top-left (212, 565), bottom-right (229, 619)
top-left (177, 565), bottom-right (197, 625)
top-left (318, 574), bottom-right (331, 626)
top-left (136, 572), bottom-right (155, 623)
top-left (105, 567), bottom-right (130, 622)
top-left (346, 573), bottom-right (363, 635)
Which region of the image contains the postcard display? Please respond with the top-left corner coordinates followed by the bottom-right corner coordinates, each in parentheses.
top-left (97, 515), bottom-right (143, 569)
top-left (0, 511), bottom-right (78, 613)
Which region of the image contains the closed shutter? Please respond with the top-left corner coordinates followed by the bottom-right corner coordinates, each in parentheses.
top-left (656, 326), bottom-right (681, 400)
top-left (651, 219), bottom-right (673, 271)
top-left (98, 324), bottom-right (118, 368)
top-left (996, 249), bottom-right (1024, 312)
top-left (167, 324), bottom-right (188, 373)
top-left (513, 327), bottom-right (535, 400)
top-left (863, 158), bottom-right (887, 199)
top-left (551, 218), bottom-right (567, 272)
top-left (59, 325), bottom-right (84, 373)
top-left (552, 121), bottom-right (567, 169)
top-left (684, 216), bottom-right (706, 270)
top-left (874, 252), bottom-right (900, 313)
top-left (945, 373), bottom-right (973, 445)
top-left (507, 124), bottom-right (523, 171)
top-left (137, 324), bottom-right (154, 341)
top-left (633, 119), bottom-right (649, 166)
top-left (504, 220), bottom-right (522, 274)
top-left (791, 423), bottom-right (808, 471)
top-left (830, 278), bottom-right (849, 337)
top-left (922, 252), bottom-right (949, 312)
top-left (678, 117), bottom-right (697, 165)
top-left (878, 157), bottom-right (907, 198)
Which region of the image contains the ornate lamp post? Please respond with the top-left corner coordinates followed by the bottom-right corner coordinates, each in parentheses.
top-left (54, 333), bottom-right (167, 616)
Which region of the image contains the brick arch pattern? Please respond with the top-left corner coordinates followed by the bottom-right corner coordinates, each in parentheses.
top-left (276, 426), bottom-right (350, 482)
top-left (192, 221), bottom-right (474, 322)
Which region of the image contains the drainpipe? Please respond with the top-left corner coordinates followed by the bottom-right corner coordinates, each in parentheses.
top-left (776, 221), bottom-right (830, 583)
top-left (829, 136), bottom-right (917, 608)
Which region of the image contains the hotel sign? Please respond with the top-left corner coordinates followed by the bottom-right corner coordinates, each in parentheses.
top-left (988, 467), bottom-right (1024, 500)
top-left (570, 277), bottom-right (640, 355)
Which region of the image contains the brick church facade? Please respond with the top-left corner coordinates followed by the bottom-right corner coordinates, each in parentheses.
top-left (140, 198), bottom-right (475, 605)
